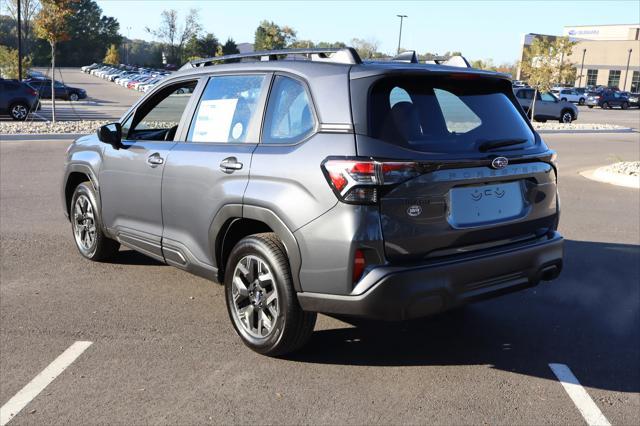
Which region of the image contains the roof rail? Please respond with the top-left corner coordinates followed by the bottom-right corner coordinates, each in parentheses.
top-left (391, 51), bottom-right (419, 63)
top-left (180, 47), bottom-right (362, 70)
top-left (424, 55), bottom-right (471, 68)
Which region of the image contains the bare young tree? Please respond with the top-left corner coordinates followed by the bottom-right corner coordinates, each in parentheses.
top-left (146, 8), bottom-right (201, 65)
top-left (4, 0), bottom-right (41, 56)
top-left (350, 37), bottom-right (381, 60)
top-left (34, 0), bottom-right (73, 123)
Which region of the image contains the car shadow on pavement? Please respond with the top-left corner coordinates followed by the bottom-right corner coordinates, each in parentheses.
top-left (290, 239), bottom-right (640, 393)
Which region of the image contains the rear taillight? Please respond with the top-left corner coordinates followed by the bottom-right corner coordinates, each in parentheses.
top-left (322, 158), bottom-right (420, 204)
top-left (28, 88), bottom-right (38, 96)
top-left (352, 249), bottom-right (366, 283)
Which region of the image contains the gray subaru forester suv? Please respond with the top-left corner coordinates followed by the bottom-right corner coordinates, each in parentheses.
top-left (62, 48), bottom-right (563, 356)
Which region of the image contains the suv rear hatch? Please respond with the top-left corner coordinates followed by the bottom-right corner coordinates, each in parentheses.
top-left (348, 70), bottom-right (558, 262)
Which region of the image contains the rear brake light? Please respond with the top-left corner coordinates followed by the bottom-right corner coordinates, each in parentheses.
top-left (322, 159), bottom-right (421, 204)
top-left (28, 88), bottom-right (38, 96)
top-left (353, 249), bottom-right (366, 283)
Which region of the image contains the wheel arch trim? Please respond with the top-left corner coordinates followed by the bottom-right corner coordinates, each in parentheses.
top-left (209, 204), bottom-right (303, 291)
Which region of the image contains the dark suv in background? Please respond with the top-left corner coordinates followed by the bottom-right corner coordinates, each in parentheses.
top-left (0, 78), bottom-right (39, 120)
top-left (62, 48), bottom-right (563, 356)
top-left (586, 90), bottom-right (631, 109)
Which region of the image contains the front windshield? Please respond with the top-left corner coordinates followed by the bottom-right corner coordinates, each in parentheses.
top-left (368, 75), bottom-right (535, 153)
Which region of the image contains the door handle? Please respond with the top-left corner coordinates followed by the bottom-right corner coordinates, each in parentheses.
top-left (146, 153), bottom-right (164, 166)
top-left (220, 157), bottom-right (243, 173)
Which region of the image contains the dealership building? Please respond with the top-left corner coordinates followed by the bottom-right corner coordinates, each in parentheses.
top-left (517, 24), bottom-right (640, 92)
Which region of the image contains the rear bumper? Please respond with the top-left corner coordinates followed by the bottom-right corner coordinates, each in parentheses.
top-left (297, 232), bottom-right (564, 320)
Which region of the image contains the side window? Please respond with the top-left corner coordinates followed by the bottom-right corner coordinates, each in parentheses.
top-left (390, 87), bottom-right (412, 107)
top-left (541, 92), bottom-right (556, 102)
top-left (187, 74), bottom-right (266, 143)
top-left (434, 88), bottom-right (482, 133)
top-left (263, 76), bottom-right (315, 144)
top-left (127, 80), bottom-right (197, 141)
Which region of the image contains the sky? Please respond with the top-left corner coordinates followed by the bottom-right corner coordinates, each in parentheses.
top-left (97, 0), bottom-right (640, 64)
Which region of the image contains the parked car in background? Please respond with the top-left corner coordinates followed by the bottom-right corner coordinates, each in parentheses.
top-left (626, 92), bottom-right (639, 107)
top-left (585, 90), bottom-right (630, 109)
top-left (513, 88), bottom-right (578, 123)
top-left (512, 80), bottom-right (526, 88)
top-left (81, 63), bottom-right (101, 73)
top-left (551, 87), bottom-right (586, 105)
top-left (25, 78), bottom-right (87, 101)
top-left (0, 78), bottom-right (39, 120)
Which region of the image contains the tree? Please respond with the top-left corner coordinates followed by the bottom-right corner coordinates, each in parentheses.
top-left (351, 37), bottom-right (381, 60)
top-left (184, 33), bottom-right (219, 60)
top-left (221, 38), bottom-right (239, 55)
top-left (34, 0), bottom-right (74, 123)
top-left (253, 20), bottom-right (296, 50)
top-left (146, 8), bottom-right (201, 65)
top-left (0, 45), bottom-right (32, 79)
top-left (520, 36), bottom-right (576, 120)
top-left (4, 0), bottom-right (41, 57)
top-left (103, 44), bottom-right (119, 64)
top-left (56, 0), bottom-right (121, 67)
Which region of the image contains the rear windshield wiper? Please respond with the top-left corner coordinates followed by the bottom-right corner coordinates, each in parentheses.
top-left (478, 138), bottom-right (528, 152)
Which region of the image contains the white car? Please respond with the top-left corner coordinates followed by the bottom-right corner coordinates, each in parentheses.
top-left (551, 88), bottom-right (586, 105)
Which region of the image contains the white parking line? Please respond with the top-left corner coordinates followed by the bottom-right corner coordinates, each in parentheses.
top-left (549, 363), bottom-right (611, 426)
top-left (0, 341), bottom-right (93, 426)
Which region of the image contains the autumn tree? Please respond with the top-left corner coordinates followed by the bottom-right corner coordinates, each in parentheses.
top-left (34, 0), bottom-right (74, 123)
top-left (0, 46), bottom-right (32, 79)
top-left (253, 20), bottom-right (296, 50)
top-left (520, 36), bottom-right (576, 120)
top-left (103, 44), bottom-right (119, 64)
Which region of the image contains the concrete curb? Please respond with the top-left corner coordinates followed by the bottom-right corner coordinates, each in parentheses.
top-left (1, 133), bottom-right (87, 141)
top-left (536, 128), bottom-right (635, 134)
top-left (581, 168), bottom-right (640, 189)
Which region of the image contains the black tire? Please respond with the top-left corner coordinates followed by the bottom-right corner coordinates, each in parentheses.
top-left (621, 102), bottom-right (629, 110)
top-left (602, 102), bottom-right (609, 109)
top-left (578, 98), bottom-right (585, 105)
top-left (69, 92), bottom-right (79, 101)
top-left (560, 110), bottom-right (573, 124)
top-left (588, 105), bottom-right (594, 109)
top-left (70, 182), bottom-right (119, 261)
top-left (9, 102), bottom-right (29, 121)
top-left (225, 233), bottom-right (316, 356)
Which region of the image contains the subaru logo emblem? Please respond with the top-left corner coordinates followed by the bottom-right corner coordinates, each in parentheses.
top-left (491, 157), bottom-right (509, 169)
top-left (407, 205), bottom-right (422, 217)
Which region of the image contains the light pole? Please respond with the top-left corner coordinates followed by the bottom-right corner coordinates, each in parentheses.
top-left (623, 48), bottom-right (632, 91)
top-left (126, 26), bottom-right (132, 64)
top-left (17, 0), bottom-right (22, 80)
top-left (396, 14), bottom-right (407, 55)
top-left (578, 48), bottom-right (586, 87)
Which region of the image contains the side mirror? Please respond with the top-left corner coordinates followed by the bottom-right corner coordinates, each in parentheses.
top-left (97, 122), bottom-right (123, 149)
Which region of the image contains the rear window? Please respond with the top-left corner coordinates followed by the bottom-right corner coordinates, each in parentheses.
top-left (368, 76), bottom-right (535, 153)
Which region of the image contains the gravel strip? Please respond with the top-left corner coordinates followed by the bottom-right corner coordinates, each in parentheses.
top-left (599, 161), bottom-right (639, 177)
top-left (0, 120), bottom-right (631, 135)
top-left (0, 120), bottom-right (107, 135)
top-left (532, 122), bottom-right (629, 131)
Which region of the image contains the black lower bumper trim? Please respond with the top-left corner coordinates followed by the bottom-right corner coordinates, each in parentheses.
top-left (297, 232), bottom-right (564, 320)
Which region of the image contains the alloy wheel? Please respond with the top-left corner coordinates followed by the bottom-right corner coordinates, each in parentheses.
top-left (561, 112), bottom-right (572, 123)
top-left (10, 104), bottom-right (27, 120)
top-left (73, 194), bottom-right (97, 252)
top-left (231, 255), bottom-right (279, 339)
top-left (70, 93), bottom-right (79, 101)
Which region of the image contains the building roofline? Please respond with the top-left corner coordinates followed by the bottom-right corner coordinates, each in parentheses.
top-left (564, 23), bottom-right (639, 28)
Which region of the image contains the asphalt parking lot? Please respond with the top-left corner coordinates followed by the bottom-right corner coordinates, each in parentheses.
top-left (1, 68), bottom-right (142, 123)
top-left (0, 130), bottom-right (638, 424)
